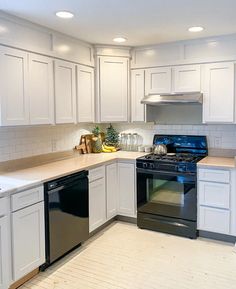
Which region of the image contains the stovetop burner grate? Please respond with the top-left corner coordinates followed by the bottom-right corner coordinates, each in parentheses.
top-left (144, 153), bottom-right (203, 163)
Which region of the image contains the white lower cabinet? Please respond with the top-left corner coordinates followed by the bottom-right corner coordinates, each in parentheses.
top-left (89, 166), bottom-right (106, 233)
top-left (199, 206), bottom-right (230, 235)
top-left (89, 161), bottom-right (136, 232)
top-left (106, 163), bottom-right (118, 220)
top-left (0, 215), bottom-right (10, 289)
top-left (198, 167), bottom-right (235, 236)
top-left (117, 162), bottom-right (136, 217)
top-left (11, 190), bottom-right (45, 281)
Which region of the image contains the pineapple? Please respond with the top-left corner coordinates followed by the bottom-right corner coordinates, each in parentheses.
top-left (91, 126), bottom-right (103, 153)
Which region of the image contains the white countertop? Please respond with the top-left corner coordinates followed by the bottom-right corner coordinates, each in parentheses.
top-left (0, 151), bottom-right (147, 197)
top-left (197, 156), bottom-right (235, 169)
top-left (1, 152), bottom-right (235, 198)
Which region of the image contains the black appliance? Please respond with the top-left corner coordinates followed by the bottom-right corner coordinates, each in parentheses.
top-left (137, 135), bottom-right (207, 239)
top-left (42, 170), bottom-right (89, 269)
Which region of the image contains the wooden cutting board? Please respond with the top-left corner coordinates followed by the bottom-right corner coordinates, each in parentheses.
top-left (74, 134), bottom-right (93, 154)
top-left (74, 133), bottom-right (105, 154)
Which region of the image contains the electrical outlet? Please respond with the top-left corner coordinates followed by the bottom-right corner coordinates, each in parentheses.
top-left (214, 136), bottom-right (222, 148)
top-left (52, 139), bottom-right (57, 152)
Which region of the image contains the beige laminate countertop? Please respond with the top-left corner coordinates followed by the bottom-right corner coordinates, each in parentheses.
top-left (0, 151), bottom-right (147, 197)
top-left (197, 156), bottom-right (236, 169)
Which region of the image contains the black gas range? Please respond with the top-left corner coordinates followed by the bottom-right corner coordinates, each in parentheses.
top-left (136, 135), bottom-right (207, 239)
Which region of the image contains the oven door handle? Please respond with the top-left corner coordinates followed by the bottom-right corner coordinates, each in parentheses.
top-left (136, 167), bottom-right (196, 177)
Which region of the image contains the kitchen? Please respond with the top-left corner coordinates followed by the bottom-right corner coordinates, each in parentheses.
top-left (1, 1), bottom-right (236, 289)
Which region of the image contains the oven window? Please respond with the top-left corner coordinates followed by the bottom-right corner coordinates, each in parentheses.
top-left (147, 178), bottom-right (185, 206)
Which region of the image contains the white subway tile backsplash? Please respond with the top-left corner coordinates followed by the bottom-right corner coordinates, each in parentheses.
top-left (0, 124), bottom-right (95, 162)
top-left (1, 123), bottom-right (236, 162)
top-left (114, 123), bottom-right (236, 150)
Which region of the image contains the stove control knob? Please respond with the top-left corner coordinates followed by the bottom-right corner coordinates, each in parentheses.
top-left (149, 163), bottom-right (155, 169)
top-left (178, 164), bottom-right (186, 172)
top-left (143, 163), bottom-right (148, 169)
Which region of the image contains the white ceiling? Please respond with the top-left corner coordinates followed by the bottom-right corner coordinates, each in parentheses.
top-left (1, 0), bottom-right (236, 46)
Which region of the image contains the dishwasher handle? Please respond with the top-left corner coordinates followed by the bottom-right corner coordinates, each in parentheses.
top-left (47, 185), bottom-right (65, 194)
top-left (45, 170), bottom-right (88, 192)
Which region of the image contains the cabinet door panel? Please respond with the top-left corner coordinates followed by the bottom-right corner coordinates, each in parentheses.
top-left (99, 57), bottom-right (128, 122)
top-left (173, 65), bottom-right (201, 93)
top-left (199, 182), bottom-right (230, 209)
top-left (54, 60), bottom-right (76, 124)
top-left (199, 206), bottom-right (230, 234)
top-left (29, 54), bottom-right (54, 124)
top-left (89, 178), bottom-right (106, 232)
top-left (0, 216), bottom-right (9, 289)
top-left (77, 65), bottom-right (94, 123)
top-left (203, 62), bottom-right (234, 123)
top-left (106, 163), bottom-right (117, 220)
top-left (131, 69), bottom-right (145, 122)
top-left (0, 46), bottom-right (29, 125)
top-left (117, 163), bottom-right (136, 217)
top-left (145, 67), bottom-right (171, 95)
top-left (12, 202), bottom-right (45, 281)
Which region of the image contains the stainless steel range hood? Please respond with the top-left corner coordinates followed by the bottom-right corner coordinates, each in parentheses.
top-left (141, 92), bottom-right (203, 105)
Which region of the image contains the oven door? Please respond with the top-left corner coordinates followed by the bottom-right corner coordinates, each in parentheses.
top-left (137, 168), bottom-right (197, 221)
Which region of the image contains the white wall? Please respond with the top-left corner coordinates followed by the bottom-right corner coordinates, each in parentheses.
top-left (114, 123), bottom-right (236, 150)
top-left (0, 124), bottom-right (95, 162)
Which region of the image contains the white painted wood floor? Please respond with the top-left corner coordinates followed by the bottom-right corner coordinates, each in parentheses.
top-left (21, 222), bottom-right (236, 289)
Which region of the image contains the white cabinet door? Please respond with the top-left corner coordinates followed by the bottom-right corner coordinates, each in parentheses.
top-left (145, 67), bottom-right (171, 95)
top-left (99, 56), bottom-right (128, 122)
top-left (173, 65), bottom-right (201, 93)
top-left (12, 202), bottom-right (45, 281)
top-left (0, 46), bottom-right (29, 126)
top-left (89, 178), bottom-right (106, 232)
top-left (106, 163), bottom-right (118, 220)
top-left (203, 62), bottom-right (234, 123)
top-left (0, 216), bottom-right (9, 289)
top-left (77, 65), bottom-right (94, 123)
top-left (131, 69), bottom-right (145, 122)
top-left (29, 54), bottom-right (54, 124)
top-left (198, 206), bottom-right (230, 234)
top-left (198, 181), bottom-right (230, 209)
top-left (117, 162), bottom-right (136, 217)
top-left (54, 60), bottom-right (76, 124)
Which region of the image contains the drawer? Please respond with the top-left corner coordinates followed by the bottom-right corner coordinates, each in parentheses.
top-left (198, 206), bottom-right (230, 234)
top-left (198, 168), bottom-right (230, 183)
top-left (198, 181), bottom-right (230, 209)
top-left (11, 186), bottom-right (44, 212)
top-left (0, 197), bottom-right (8, 216)
top-left (89, 166), bottom-right (105, 182)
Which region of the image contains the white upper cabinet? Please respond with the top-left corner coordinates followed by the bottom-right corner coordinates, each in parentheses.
top-left (0, 46), bottom-right (29, 126)
top-left (77, 65), bottom-right (94, 123)
top-left (173, 65), bottom-right (201, 93)
top-left (203, 62), bottom-right (234, 123)
top-left (98, 56), bottom-right (128, 122)
top-left (29, 54), bottom-right (54, 125)
top-left (54, 60), bottom-right (76, 124)
top-left (145, 67), bottom-right (172, 95)
top-left (131, 69), bottom-right (145, 122)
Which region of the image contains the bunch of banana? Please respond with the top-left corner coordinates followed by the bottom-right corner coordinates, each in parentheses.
top-left (102, 143), bottom-right (117, 153)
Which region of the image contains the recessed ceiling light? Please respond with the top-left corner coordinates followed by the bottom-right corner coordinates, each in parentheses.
top-left (56, 11), bottom-right (74, 19)
top-left (113, 37), bottom-right (127, 43)
top-left (188, 26), bottom-right (204, 32)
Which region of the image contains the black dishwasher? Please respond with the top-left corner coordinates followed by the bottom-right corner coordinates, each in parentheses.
top-left (42, 170), bottom-right (89, 269)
